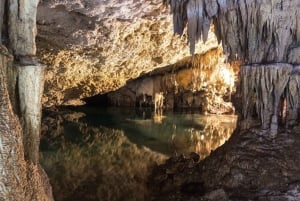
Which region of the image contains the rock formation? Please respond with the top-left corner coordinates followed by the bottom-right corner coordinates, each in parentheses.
top-left (0, 1), bottom-right (52, 200)
top-left (86, 47), bottom-right (237, 114)
top-left (164, 0), bottom-right (300, 136)
top-left (36, 0), bottom-right (221, 107)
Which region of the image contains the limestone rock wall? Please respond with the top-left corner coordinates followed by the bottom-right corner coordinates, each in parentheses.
top-left (36, 0), bottom-right (220, 107)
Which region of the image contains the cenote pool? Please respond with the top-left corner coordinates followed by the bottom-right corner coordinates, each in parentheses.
top-left (40, 107), bottom-right (237, 201)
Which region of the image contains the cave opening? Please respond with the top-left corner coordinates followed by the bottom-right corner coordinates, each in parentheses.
top-left (83, 46), bottom-right (238, 116)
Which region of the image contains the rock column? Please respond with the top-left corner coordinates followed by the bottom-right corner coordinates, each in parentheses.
top-left (9, 0), bottom-right (43, 164)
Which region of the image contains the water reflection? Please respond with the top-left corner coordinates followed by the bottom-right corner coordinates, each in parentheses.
top-left (40, 107), bottom-right (237, 201)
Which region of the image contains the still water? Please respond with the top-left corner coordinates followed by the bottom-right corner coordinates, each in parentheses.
top-left (40, 107), bottom-right (237, 201)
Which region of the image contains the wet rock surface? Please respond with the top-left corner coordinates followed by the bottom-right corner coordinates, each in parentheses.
top-left (148, 127), bottom-right (300, 201)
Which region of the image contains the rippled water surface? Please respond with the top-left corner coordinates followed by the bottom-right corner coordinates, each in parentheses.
top-left (40, 107), bottom-right (237, 201)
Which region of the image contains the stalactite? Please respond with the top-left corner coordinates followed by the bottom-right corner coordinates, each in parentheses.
top-left (187, 0), bottom-right (198, 54)
top-left (240, 64), bottom-right (292, 135)
top-left (286, 66), bottom-right (300, 127)
top-left (9, 0), bottom-right (39, 56)
top-left (166, 0), bottom-right (188, 36)
top-left (204, 0), bottom-right (218, 17)
top-left (165, 0), bottom-right (300, 63)
top-left (166, 0), bottom-right (300, 137)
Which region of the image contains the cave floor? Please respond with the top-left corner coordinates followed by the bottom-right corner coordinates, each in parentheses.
top-left (148, 126), bottom-right (300, 201)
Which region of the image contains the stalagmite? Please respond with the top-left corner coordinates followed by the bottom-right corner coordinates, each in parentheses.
top-left (18, 65), bottom-right (44, 163)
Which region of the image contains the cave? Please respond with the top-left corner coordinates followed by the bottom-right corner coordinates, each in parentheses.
top-left (0, 0), bottom-right (300, 201)
top-left (83, 46), bottom-right (237, 115)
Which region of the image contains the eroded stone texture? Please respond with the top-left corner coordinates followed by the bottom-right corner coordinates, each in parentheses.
top-left (36, 0), bottom-right (220, 107)
top-left (165, 0), bottom-right (300, 64)
top-left (0, 47), bottom-right (25, 201)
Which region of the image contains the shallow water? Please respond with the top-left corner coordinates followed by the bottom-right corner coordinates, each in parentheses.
top-left (40, 107), bottom-right (237, 201)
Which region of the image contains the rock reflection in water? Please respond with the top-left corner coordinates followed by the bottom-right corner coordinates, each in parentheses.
top-left (131, 109), bottom-right (237, 159)
top-left (40, 108), bottom-right (237, 201)
top-left (170, 115), bottom-right (237, 159)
